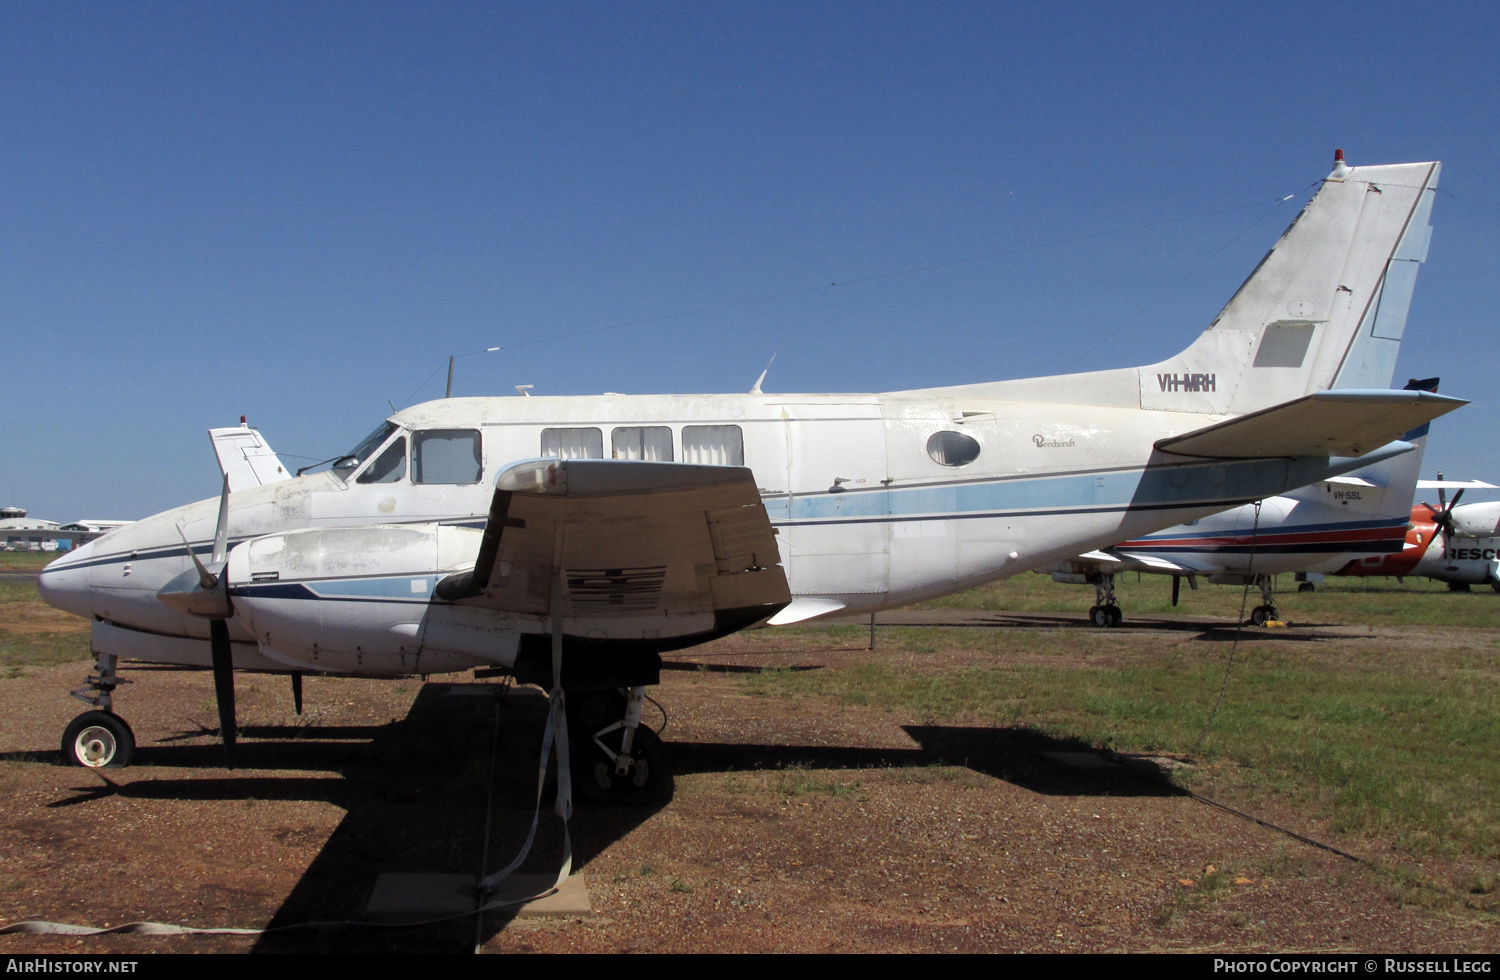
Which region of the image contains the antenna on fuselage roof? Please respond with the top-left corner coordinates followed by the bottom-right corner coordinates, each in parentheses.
top-left (515, 385), bottom-right (533, 397)
top-left (749, 352), bottom-right (778, 395)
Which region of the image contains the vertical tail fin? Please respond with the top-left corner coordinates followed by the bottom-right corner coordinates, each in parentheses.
top-left (1141, 155), bottom-right (1440, 415)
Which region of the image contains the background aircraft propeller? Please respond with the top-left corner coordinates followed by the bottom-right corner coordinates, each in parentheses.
top-left (1421, 469), bottom-right (1466, 559)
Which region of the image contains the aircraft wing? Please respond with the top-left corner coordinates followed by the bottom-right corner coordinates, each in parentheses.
top-left (1071, 549), bottom-right (1220, 575)
top-left (436, 458), bottom-right (790, 636)
top-left (1155, 390), bottom-right (1466, 459)
top-left (1416, 479), bottom-right (1500, 490)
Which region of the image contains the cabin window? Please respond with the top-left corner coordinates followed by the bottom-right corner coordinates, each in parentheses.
top-left (682, 425), bottom-right (743, 466)
top-left (541, 427), bottom-right (603, 459)
top-left (413, 429), bottom-right (483, 484)
top-left (356, 437), bottom-right (407, 484)
top-left (612, 426), bottom-right (673, 461)
top-left (927, 431), bottom-right (981, 466)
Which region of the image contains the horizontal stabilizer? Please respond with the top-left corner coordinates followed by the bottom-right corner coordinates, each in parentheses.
top-left (1155, 390), bottom-right (1465, 459)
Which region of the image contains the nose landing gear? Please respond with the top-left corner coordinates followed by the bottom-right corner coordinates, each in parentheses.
top-left (61, 651), bottom-right (135, 768)
top-left (62, 711), bottom-right (134, 768)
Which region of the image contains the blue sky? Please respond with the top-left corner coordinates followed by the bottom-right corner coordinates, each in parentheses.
top-left (3, 2), bottom-right (1497, 520)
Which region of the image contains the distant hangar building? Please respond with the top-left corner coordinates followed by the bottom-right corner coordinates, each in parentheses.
top-left (1, 507), bottom-right (130, 551)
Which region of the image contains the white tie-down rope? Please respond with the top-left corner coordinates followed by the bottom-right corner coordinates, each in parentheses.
top-left (474, 571), bottom-right (575, 911)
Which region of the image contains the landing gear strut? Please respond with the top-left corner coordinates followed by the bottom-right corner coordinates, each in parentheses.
top-left (1249, 574), bottom-right (1280, 627)
top-left (569, 685), bottom-right (670, 805)
top-left (61, 652), bottom-right (135, 768)
top-left (1087, 573), bottom-right (1123, 628)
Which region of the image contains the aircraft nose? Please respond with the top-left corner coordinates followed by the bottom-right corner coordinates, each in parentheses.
top-left (37, 540), bottom-right (96, 620)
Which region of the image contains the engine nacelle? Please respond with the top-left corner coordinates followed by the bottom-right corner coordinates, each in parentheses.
top-left (226, 524), bottom-right (519, 675)
top-left (1452, 501), bottom-right (1500, 540)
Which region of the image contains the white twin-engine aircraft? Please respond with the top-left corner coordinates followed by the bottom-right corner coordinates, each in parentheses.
top-left (40, 154), bottom-right (1460, 800)
top-left (1042, 379), bottom-right (1442, 628)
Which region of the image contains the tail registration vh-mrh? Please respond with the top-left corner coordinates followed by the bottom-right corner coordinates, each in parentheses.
top-left (40, 152), bottom-right (1460, 804)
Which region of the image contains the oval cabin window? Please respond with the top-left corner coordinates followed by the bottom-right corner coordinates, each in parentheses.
top-left (927, 431), bottom-right (981, 466)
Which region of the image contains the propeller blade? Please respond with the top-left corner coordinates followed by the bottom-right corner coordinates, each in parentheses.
top-left (211, 472), bottom-right (230, 566)
top-left (209, 619), bottom-right (238, 769)
top-left (175, 522), bottom-right (219, 591)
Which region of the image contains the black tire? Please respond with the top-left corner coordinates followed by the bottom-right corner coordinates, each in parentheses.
top-left (1298, 582), bottom-right (1315, 593)
top-left (1088, 605), bottom-right (1109, 628)
top-left (1106, 605), bottom-right (1124, 628)
top-left (573, 726), bottom-right (671, 806)
top-left (567, 689), bottom-right (628, 740)
top-left (1250, 606), bottom-right (1269, 627)
top-left (61, 711), bottom-right (134, 768)
top-left (1448, 581), bottom-right (1472, 593)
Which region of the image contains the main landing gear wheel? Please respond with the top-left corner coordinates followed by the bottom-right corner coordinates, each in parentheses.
top-left (1088, 604), bottom-right (1123, 628)
top-left (1298, 582), bottom-right (1316, 593)
top-left (575, 727), bottom-right (670, 806)
top-left (1250, 605), bottom-right (1279, 627)
top-left (568, 689), bottom-right (627, 739)
top-left (61, 711), bottom-right (135, 768)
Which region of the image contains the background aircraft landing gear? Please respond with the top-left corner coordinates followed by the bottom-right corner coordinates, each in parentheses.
top-left (1088, 604), bottom-right (1123, 628)
top-left (1249, 575), bottom-right (1279, 626)
top-left (1088, 573), bottom-right (1123, 628)
top-left (61, 710), bottom-right (134, 768)
top-left (62, 651), bottom-right (135, 767)
top-left (569, 685), bottom-right (671, 805)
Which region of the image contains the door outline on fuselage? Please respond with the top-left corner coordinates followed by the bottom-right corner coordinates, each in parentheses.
top-left (775, 403), bottom-right (891, 596)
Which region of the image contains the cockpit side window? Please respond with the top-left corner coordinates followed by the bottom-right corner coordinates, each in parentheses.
top-left (334, 421), bottom-right (399, 477)
top-left (356, 437), bottom-right (408, 484)
top-left (413, 429), bottom-right (483, 484)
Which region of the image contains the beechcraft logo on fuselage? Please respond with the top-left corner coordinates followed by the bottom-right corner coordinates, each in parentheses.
top-left (1157, 373), bottom-right (1217, 393)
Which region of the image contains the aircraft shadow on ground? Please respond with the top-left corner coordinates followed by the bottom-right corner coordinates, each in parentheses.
top-left (660, 660), bottom-right (822, 674)
top-left (25, 685), bottom-right (1179, 951)
top-left (31, 682), bottom-right (653, 953)
top-left (243, 682), bottom-right (656, 953)
top-left (895, 612), bottom-right (1339, 641)
top-left (669, 724), bottom-right (1186, 800)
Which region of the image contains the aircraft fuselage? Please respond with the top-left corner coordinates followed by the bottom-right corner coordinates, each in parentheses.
top-left (41, 390), bottom-right (1369, 677)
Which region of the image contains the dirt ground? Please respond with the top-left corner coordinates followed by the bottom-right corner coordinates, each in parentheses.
top-left (1, 616), bottom-right (1497, 954)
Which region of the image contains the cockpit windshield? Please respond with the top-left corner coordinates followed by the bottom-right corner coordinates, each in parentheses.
top-left (332, 422), bottom-right (399, 478)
